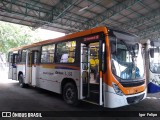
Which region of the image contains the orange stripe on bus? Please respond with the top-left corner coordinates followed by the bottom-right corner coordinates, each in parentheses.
top-left (17, 63), bottom-right (80, 70)
top-left (100, 71), bottom-right (102, 78)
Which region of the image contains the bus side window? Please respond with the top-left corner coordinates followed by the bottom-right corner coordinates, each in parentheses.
top-left (56, 41), bottom-right (76, 63)
top-left (41, 44), bottom-right (55, 63)
top-left (8, 53), bottom-right (13, 63)
top-left (17, 50), bottom-right (22, 63)
top-left (21, 50), bottom-right (27, 63)
top-left (14, 55), bottom-right (18, 64)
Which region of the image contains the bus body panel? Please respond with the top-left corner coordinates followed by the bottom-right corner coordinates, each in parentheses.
top-left (8, 62), bottom-right (13, 79)
top-left (31, 65), bottom-right (37, 86)
top-left (8, 53), bottom-right (18, 80)
top-left (149, 71), bottom-right (160, 84)
top-left (12, 67), bottom-right (17, 80)
top-left (148, 71), bottom-right (160, 93)
top-left (31, 51), bottom-right (39, 86)
top-left (103, 84), bottom-right (147, 108)
top-left (25, 50), bottom-right (30, 84)
top-left (36, 64), bottom-right (80, 94)
top-left (16, 64), bottom-right (81, 96)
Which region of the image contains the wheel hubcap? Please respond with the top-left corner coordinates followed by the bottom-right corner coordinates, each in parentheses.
top-left (66, 88), bottom-right (74, 100)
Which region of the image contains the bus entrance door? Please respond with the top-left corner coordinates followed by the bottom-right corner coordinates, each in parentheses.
top-left (31, 51), bottom-right (38, 86)
top-left (11, 54), bottom-right (18, 80)
top-left (80, 42), bottom-right (102, 105)
top-left (8, 53), bottom-right (13, 79)
top-left (8, 56), bottom-right (13, 79)
top-left (28, 51), bottom-right (32, 84)
top-left (28, 51), bottom-right (38, 86)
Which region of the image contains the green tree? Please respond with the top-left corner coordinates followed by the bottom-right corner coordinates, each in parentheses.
top-left (0, 21), bottom-right (40, 54)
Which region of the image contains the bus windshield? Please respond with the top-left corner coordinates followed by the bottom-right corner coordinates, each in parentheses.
top-left (149, 48), bottom-right (160, 73)
top-left (110, 36), bottom-right (144, 80)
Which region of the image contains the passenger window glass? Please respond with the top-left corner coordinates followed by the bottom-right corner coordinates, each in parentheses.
top-left (14, 55), bottom-right (18, 64)
top-left (8, 52), bottom-right (13, 63)
top-left (41, 44), bottom-right (55, 63)
top-left (21, 50), bottom-right (26, 62)
top-left (17, 51), bottom-right (22, 63)
top-left (56, 41), bottom-right (76, 63)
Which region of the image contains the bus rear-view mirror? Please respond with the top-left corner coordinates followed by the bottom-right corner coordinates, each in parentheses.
top-left (111, 43), bottom-right (116, 54)
top-left (150, 47), bottom-right (159, 58)
top-left (133, 43), bottom-right (139, 56)
top-left (149, 48), bottom-right (154, 58)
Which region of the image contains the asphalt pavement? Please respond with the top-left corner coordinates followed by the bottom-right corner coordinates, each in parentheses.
top-left (0, 70), bottom-right (160, 120)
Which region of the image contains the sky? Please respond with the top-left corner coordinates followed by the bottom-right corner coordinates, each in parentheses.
top-left (36, 28), bottom-right (65, 40)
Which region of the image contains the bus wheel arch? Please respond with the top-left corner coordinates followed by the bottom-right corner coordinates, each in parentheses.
top-left (18, 72), bottom-right (26, 88)
top-left (18, 72), bottom-right (23, 80)
top-left (61, 78), bottom-right (79, 106)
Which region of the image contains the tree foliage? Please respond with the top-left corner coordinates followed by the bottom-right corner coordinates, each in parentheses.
top-left (0, 21), bottom-right (40, 53)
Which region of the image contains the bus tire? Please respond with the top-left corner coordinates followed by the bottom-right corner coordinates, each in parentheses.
top-left (63, 82), bottom-right (79, 106)
top-left (19, 74), bottom-right (26, 88)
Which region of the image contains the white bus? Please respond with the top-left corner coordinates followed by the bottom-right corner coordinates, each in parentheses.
top-left (145, 40), bottom-right (160, 93)
top-left (8, 26), bottom-right (147, 108)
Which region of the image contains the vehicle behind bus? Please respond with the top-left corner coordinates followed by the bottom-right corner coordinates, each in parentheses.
top-left (145, 40), bottom-right (160, 93)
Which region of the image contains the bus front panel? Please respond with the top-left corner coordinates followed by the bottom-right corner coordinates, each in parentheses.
top-left (103, 29), bottom-right (147, 108)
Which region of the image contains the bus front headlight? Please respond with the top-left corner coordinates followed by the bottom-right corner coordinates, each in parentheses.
top-left (112, 82), bottom-right (124, 96)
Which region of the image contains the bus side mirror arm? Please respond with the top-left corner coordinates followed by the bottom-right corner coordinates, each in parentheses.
top-left (149, 48), bottom-right (154, 58)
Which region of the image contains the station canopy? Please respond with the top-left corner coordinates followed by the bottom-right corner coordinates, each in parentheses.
top-left (0, 0), bottom-right (160, 41)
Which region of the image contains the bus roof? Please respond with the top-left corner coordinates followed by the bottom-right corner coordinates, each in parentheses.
top-left (9, 26), bottom-right (108, 51)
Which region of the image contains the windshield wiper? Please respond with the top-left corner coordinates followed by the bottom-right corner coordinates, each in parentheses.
top-left (120, 39), bottom-right (133, 56)
top-left (120, 39), bottom-right (137, 79)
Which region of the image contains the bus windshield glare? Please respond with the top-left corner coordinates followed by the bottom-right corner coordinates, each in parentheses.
top-left (149, 47), bottom-right (160, 74)
top-left (110, 36), bottom-right (144, 80)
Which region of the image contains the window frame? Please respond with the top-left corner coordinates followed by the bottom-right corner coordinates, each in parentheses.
top-left (55, 40), bottom-right (77, 64)
top-left (19, 49), bottom-right (27, 63)
top-left (40, 43), bottom-right (55, 64)
top-left (8, 52), bottom-right (13, 63)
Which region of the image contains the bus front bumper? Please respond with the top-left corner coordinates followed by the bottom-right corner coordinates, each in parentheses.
top-left (103, 85), bottom-right (147, 108)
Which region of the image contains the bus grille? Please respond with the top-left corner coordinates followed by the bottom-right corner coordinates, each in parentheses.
top-left (126, 93), bottom-right (144, 104)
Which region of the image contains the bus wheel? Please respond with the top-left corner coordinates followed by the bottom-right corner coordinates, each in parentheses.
top-left (19, 74), bottom-right (25, 88)
top-left (63, 83), bottom-right (79, 106)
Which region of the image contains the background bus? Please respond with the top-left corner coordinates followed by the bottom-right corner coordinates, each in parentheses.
top-left (145, 40), bottom-right (160, 93)
top-left (8, 26), bottom-right (147, 108)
